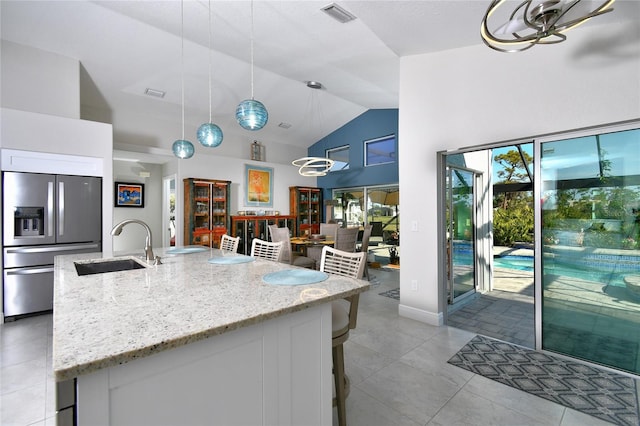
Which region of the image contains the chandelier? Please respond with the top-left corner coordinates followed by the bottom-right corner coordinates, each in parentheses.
top-left (292, 81), bottom-right (334, 177)
top-left (292, 157), bottom-right (335, 177)
top-left (480, 0), bottom-right (615, 53)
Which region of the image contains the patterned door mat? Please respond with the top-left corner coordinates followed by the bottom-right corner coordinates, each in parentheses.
top-left (448, 335), bottom-right (640, 426)
top-left (379, 287), bottom-right (399, 300)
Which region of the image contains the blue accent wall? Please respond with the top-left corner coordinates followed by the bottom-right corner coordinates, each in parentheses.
top-left (308, 109), bottom-right (399, 201)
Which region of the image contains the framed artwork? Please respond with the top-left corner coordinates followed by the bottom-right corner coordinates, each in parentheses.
top-left (244, 164), bottom-right (273, 207)
top-left (115, 182), bottom-right (144, 208)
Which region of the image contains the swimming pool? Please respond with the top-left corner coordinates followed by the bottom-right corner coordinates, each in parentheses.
top-left (453, 253), bottom-right (534, 271)
top-left (494, 255), bottom-right (533, 271)
top-left (453, 241), bottom-right (640, 288)
top-left (493, 254), bottom-right (640, 288)
top-left (454, 253), bottom-right (640, 288)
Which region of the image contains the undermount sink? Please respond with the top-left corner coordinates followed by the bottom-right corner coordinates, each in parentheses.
top-left (74, 259), bottom-right (146, 276)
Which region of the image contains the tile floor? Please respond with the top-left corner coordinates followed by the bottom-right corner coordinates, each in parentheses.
top-left (447, 267), bottom-right (535, 348)
top-left (1, 269), bottom-right (613, 426)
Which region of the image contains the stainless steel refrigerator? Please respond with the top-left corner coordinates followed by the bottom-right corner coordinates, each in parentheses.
top-left (2, 171), bottom-right (102, 319)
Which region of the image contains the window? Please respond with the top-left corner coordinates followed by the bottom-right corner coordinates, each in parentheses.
top-left (331, 185), bottom-right (399, 233)
top-left (365, 135), bottom-right (396, 166)
top-left (327, 146), bottom-right (350, 171)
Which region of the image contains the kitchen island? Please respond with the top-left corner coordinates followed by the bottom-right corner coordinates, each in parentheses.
top-left (53, 247), bottom-right (369, 425)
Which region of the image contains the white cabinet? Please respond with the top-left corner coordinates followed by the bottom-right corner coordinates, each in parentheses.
top-left (77, 304), bottom-right (332, 426)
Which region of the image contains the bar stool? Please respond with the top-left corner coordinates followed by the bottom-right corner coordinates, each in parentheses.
top-left (219, 234), bottom-right (240, 252)
top-left (319, 246), bottom-right (366, 426)
top-left (250, 238), bottom-right (283, 262)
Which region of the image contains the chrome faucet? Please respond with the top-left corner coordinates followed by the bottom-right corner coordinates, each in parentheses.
top-left (111, 219), bottom-right (159, 263)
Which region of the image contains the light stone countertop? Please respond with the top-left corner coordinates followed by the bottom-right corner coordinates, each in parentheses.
top-left (52, 247), bottom-right (370, 382)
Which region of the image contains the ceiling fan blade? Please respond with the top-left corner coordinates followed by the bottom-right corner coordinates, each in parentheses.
top-left (555, 0), bottom-right (610, 25)
top-left (494, 16), bottom-right (528, 35)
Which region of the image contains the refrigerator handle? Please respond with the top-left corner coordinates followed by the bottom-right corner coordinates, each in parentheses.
top-left (5, 243), bottom-right (101, 254)
top-left (5, 266), bottom-right (55, 275)
top-left (48, 181), bottom-right (55, 237)
top-left (59, 181), bottom-right (65, 236)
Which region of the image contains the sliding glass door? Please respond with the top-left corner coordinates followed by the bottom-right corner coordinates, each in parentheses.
top-left (538, 126), bottom-right (640, 373)
top-left (446, 166), bottom-right (479, 304)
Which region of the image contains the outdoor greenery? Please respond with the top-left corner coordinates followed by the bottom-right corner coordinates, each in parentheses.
top-left (493, 149), bottom-right (534, 246)
top-left (494, 201), bottom-right (533, 246)
top-left (542, 186), bottom-right (640, 248)
top-left (492, 147), bottom-right (640, 249)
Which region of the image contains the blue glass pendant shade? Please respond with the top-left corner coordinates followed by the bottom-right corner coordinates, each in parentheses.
top-left (235, 99), bottom-right (268, 131)
top-left (197, 123), bottom-right (223, 147)
top-left (172, 139), bottom-right (195, 159)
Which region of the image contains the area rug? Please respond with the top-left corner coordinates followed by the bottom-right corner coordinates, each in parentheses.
top-left (448, 335), bottom-right (639, 426)
top-left (378, 287), bottom-right (399, 300)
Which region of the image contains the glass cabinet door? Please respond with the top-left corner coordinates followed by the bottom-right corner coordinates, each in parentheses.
top-left (309, 190), bottom-right (321, 234)
top-left (211, 183), bottom-right (227, 246)
top-left (193, 183), bottom-right (211, 246)
top-left (234, 220), bottom-right (246, 254)
top-left (258, 220), bottom-right (267, 241)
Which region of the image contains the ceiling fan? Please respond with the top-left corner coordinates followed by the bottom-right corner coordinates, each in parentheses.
top-left (481, 0), bottom-right (615, 52)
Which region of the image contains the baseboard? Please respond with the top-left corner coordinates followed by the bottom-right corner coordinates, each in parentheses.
top-left (398, 304), bottom-right (443, 326)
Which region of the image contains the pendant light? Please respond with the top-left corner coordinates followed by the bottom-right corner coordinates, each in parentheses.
top-left (292, 157), bottom-right (335, 177)
top-left (197, 0), bottom-right (223, 147)
top-left (293, 81), bottom-right (333, 176)
top-left (235, 0), bottom-right (268, 131)
top-left (172, 0), bottom-right (195, 159)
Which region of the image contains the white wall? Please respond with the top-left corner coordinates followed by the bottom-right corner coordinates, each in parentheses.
top-left (112, 161), bottom-right (163, 253)
top-left (398, 21), bottom-right (640, 325)
top-left (83, 104), bottom-right (309, 167)
top-left (162, 154), bottom-right (314, 246)
top-left (0, 109), bottom-right (114, 254)
top-left (1, 40), bottom-right (80, 119)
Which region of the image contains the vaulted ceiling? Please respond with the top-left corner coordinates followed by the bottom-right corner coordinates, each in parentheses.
top-left (2, 1), bottom-right (638, 163)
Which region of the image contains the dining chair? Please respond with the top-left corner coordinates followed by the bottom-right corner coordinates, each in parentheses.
top-left (307, 223), bottom-right (340, 268)
top-left (369, 221), bottom-right (384, 246)
top-left (319, 246), bottom-right (366, 426)
top-left (334, 226), bottom-right (360, 252)
top-left (320, 223), bottom-right (339, 241)
top-left (267, 225), bottom-right (316, 269)
top-left (358, 224), bottom-right (373, 281)
top-left (219, 234), bottom-right (240, 252)
top-left (250, 238), bottom-right (283, 262)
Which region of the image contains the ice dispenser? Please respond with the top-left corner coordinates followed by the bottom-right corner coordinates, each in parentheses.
top-left (14, 207), bottom-right (44, 237)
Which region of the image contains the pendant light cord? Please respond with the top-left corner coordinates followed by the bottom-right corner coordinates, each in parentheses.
top-left (180, 0), bottom-right (185, 140)
top-left (207, 0), bottom-right (212, 122)
top-left (250, 0), bottom-right (255, 100)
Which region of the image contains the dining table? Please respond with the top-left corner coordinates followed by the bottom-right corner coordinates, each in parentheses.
top-left (290, 236), bottom-right (335, 256)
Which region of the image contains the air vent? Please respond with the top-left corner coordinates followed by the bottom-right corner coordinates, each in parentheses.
top-left (321, 3), bottom-right (356, 23)
top-left (144, 88), bottom-right (166, 98)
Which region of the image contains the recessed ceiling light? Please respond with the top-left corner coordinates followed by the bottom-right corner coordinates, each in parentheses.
top-left (321, 3), bottom-right (356, 23)
top-left (278, 122), bottom-right (292, 129)
top-left (306, 81), bottom-right (323, 90)
top-left (144, 88), bottom-right (166, 98)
